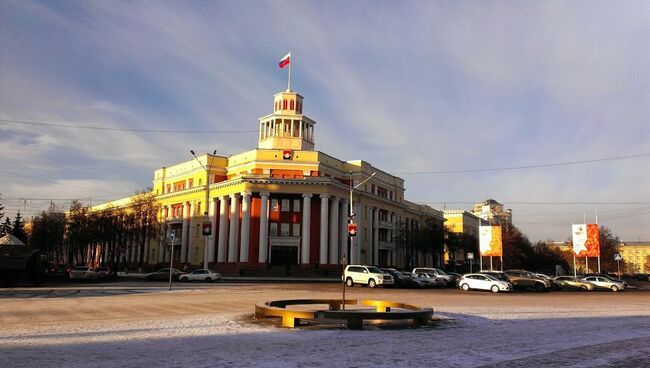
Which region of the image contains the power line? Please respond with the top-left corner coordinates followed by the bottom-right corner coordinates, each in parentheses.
top-left (420, 201), bottom-right (650, 205)
top-left (0, 118), bottom-right (258, 134)
top-left (393, 152), bottom-right (650, 175)
top-left (0, 170), bottom-right (132, 196)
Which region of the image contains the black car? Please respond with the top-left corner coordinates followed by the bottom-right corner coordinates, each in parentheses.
top-left (145, 268), bottom-right (184, 281)
top-left (381, 268), bottom-right (417, 288)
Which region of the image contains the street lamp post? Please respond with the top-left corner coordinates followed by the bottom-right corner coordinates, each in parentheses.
top-left (191, 150), bottom-right (216, 270)
top-left (168, 232), bottom-right (175, 291)
top-left (342, 171), bottom-right (376, 310)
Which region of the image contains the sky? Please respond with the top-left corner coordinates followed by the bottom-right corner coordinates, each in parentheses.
top-left (1, 0), bottom-right (648, 242)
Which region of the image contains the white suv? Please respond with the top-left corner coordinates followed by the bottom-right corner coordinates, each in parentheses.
top-left (343, 265), bottom-right (394, 288)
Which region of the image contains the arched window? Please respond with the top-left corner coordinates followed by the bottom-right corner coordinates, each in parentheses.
top-left (297, 101), bottom-right (301, 113)
top-left (275, 102), bottom-right (278, 111)
top-left (290, 100), bottom-right (294, 110)
top-left (283, 99), bottom-right (288, 109)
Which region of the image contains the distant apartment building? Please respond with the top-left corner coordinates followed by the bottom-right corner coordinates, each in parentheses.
top-left (472, 199), bottom-right (512, 226)
top-left (619, 241), bottom-right (650, 274)
top-left (443, 210), bottom-right (487, 237)
top-left (442, 210), bottom-right (487, 269)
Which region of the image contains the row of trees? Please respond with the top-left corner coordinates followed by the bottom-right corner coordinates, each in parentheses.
top-left (395, 216), bottom-right (624, 275)
top-left (27, 190), bottom-right (161, 272)
top-left (0, 194), bottom-right (28, 243)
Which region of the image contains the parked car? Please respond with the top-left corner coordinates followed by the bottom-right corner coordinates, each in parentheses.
top-left (552, 276), bottom-right (595, 291)
top-left (381, 268), bottom-right (415, 288)
top-left (582, 273), bottom-right (628, 288)
top-left (458, 273), bottom-right (513, 293)
top-left (146, 268), bottom-right (184, 281)
top-left (46, 263), bottom-right (71, 279)
top-left (504, 269), bottom-right (552, 291)
top-left (479, 270), bottom-right (511, 283)
top-left (412, 268), bottom-right (458, 286)
top-left (179, 269), bottom-right (221, 282)
top-left (535, 273), bottom-right (553, 281)
top-left (95, 267), bottom-right (111, 279)
top-left (343, 265), bottom-right (394, 288)
top-left (413, 272), bottom-right (447, 287)
top-left (401, 272), bottom-right (429, 288)
top-left (69, 266), bottom-right (99, 280)
top-left (580, 276), bottom-right (626, 292)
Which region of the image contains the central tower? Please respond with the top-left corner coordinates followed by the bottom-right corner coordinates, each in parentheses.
top-left (257, 90), bottom-right (316, 151)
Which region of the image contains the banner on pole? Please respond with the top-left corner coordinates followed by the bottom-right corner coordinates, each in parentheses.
top-left (479, 226), bottom-right (502, 256)
top-left (572, 224), bottom-right (588, 257)
top-left (585, 224), bottom-right (600, 257)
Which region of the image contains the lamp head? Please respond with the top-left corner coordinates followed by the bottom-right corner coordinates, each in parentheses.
top-left (190, 150), bottom-right (196, 156)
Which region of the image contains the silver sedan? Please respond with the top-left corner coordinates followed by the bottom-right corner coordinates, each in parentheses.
top-left (580, 276), bottom-right (625, 292)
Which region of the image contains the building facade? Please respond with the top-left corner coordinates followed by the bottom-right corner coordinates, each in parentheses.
top-left (619, 241), bottom-right (650, 274)
top-left (94, 88), bottom-right (444, 273)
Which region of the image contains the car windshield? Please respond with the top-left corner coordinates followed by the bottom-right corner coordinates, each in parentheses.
top-left (434, 268), bottom-right (447, 275)
top-left (367, 266), bottom-right (382, 273)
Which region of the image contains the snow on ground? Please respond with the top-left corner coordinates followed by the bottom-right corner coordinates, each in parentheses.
top-left (2, 302), bottom-right (649, 368)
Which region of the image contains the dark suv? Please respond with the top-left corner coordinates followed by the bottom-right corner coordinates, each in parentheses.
top-left (504, 269), bottom-right (552, 291)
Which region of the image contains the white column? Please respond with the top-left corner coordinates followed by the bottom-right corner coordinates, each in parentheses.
top-left (319, 194), bottom-right (330, 265)
top-left (208, 198), bottom-right (218, 262)
top-left (373, 207), bottom-right (379, 265)
top-left (217, 196), bottom-right (229, 263)
top-left (180, 202), bottom-right (189, 263)
top-left (329, 197), bottom-right (340, 265)
top-left (340, 199), bottom-right (348, 264)
top-left (301, 194), bottom-right (312, 264)
top-left (239, 192), bottom-right (251, 263)
top-left (144, 238), bottom-right (150, 264)
top-left (353, 204), bottom-right (363, 264)
top-left (228, 194), bottom-right (240, 263)
top-left (258, 192), bottom-right (270, 263)
top-left (187, 201), bottom-right (195, 263)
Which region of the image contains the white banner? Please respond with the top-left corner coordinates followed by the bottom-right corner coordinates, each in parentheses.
top-left (572, 224), bottom-right (587, 255)
top-left (479, 226), bottom-right (492, 255)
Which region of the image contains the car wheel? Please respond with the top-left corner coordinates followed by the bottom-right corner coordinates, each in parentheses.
top-left (181, 277), bottom-right (188, 282)
top-left (205, 277), bottom-right (212, 282)
top-left (535, 283), bottom-right (545, 292)
top-left (368, 279), bottom-right (376, 288)
top-left (346, 277), bottom-right (354, 287)
top-left (146, 275), bottom-right (153, 281)
top-left (491, 285), bottom-right (499, 293)
top-left (580, 285), bottom-right (588, 291)
top-left (461, 283), bottom-right (470, 291)
top-left (611, 285), bottom-right (619, 292)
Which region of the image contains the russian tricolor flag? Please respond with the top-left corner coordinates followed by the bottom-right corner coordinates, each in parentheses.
top-left (279, 52), bottom-right (291, 69)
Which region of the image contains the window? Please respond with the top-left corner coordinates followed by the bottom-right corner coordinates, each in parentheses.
top-left (197, 202), bottom-right (201, 215)
top-left (280, 223), bottom-right (290, 236)
top-left (293, 199), bottom-right (301, 212)
top-left (283, 99), bottom-right (288, 109)
top-left (281, 199), bottom-right (290, 212)
top-left (195, 224), bottom-right (200, 236)
top-left (188, 179), bottom-right (193, 188)
top-left (166, 184), bottom-right (171, 193)
top-left (271, 199), bottom-right (279, 212)
top-left (270, 223), bottom-right (278, 236)
top-left (198, 178), bottom-right (202, 186)
top-left (292, 223), bottom-right (300, 236)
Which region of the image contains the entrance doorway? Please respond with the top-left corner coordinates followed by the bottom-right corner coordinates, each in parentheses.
top-left (270, 246), bottom-right (298, 265)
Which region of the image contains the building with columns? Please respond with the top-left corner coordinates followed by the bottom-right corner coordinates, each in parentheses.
top-left (93, 88), bottom-right (444, 273)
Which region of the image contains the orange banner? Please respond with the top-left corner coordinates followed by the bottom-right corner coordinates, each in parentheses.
top-left (585, 224), bottom-right (600, 257)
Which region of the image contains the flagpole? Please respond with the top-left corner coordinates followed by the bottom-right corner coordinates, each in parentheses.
top-left (583, 213), bottom-right (588, 273)
top-left (479, 225), bottom-right (483, 272)
top-left (287, 52), bottom-right (292, 91)
top-left (572, 221), bottom-right (577, 278)
top-left (596, 206), bottom-right (600, 273)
